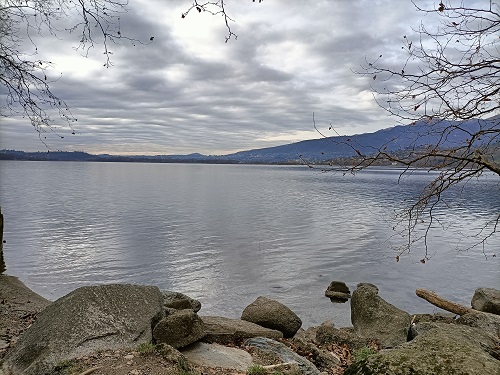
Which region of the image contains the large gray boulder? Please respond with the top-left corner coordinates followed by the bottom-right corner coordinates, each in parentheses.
top-left (345, 322), bottom-right (500, 375)
top-left (200, 316), bottom-right (283, 344)
top-left (153, 309), bottom-right (205, 348)
top-left (2, 284), bottom-right (164, 375)
top-left (241, 296), bottom-right (302, 338)
top-left (350, 283), bottom-right (412, 348)
top-left (472, 287), bottom-right (500, 315)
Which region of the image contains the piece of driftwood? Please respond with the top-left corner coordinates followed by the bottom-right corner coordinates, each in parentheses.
top-left (262, 362), bottom-right (296, 370)
top-left (415, 289), bottom-right (476, 316)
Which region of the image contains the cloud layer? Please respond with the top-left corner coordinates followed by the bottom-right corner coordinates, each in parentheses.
top-left (1, 0), bottom-right (452, 155)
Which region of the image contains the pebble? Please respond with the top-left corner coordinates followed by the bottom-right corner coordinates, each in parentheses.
top-left (124, 354), bottom-right (134, 360)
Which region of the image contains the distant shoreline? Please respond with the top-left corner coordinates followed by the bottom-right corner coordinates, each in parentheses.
top-left (0, 149), bottom-right (401, 167)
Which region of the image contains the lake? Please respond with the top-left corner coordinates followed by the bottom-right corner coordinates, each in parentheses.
top-left (0, 161), bottom-right (498, 327)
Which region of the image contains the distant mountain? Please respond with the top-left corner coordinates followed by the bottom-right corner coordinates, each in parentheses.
top-left (1, 118), bottom-right (496, 164)
top-left (220, 118), bottom-right (496, 163)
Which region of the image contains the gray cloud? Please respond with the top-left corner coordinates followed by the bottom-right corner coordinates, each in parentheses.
top-left (1, 0), bottom-right (445, 155)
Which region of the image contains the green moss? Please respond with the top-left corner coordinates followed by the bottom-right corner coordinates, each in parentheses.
top-left (247, 365), bottom-right (267, 375)
top-left (175, 356), bottom-right (200, 375)
top-left (353, 346), bottom-right (378, 362)
top-left (51, 359), bottom-right (86, 374)
top-left (137, 342), bottom-right (156, 355)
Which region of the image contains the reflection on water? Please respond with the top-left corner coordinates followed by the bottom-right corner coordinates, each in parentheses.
top-left (0, 161), bottom-right (498, 327)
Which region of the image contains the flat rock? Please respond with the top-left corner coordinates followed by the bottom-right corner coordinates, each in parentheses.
top-left (201, 316), bottom-right (283, 344)
top-left (181, 342), bottom-right (252, 371)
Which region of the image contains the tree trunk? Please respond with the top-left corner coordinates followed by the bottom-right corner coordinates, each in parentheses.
top-left (415, 289), bottom-right (475, 316)
top-left (0, 206), bottom-right (5, 273)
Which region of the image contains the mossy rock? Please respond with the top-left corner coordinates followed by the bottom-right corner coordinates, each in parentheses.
top-left (345, 323), bottom-right (499, 375)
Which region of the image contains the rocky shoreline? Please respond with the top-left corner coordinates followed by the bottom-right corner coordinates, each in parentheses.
top-left (0, 275), bottom-right (499, 375)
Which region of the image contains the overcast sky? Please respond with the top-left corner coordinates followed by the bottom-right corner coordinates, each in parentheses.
top-left (1, 0), bottom-right (459, 155)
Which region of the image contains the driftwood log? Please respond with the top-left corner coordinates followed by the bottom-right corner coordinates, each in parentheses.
top-left (416, 289), bottom-right (477, 316)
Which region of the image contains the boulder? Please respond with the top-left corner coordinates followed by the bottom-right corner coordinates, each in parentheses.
top-left (162, 290), bottom-right (201, 312)
top-left (245, 337), bottom-right (321, 375)
top-left (200, 316), bottom-right (283, 344)
top-left (471, 287), bottom-right (500, 315)
top-left (241, 296), bottom-right (302, 338)
top-left (345, 322), bottom-right (500, 375)
top-left (350, 283), bottom-right (411, 348)
top-left (325, 281), bottom-right (350, 301)
top-left (291, 335), bottom-right (342, 371)
top-left (1, 284), bottom-right (164, 375)
top-left (314, 322), bottom-right (374, 350)
top-left (457, 311), bottom-right (500, 337)
top-left (153, 309), bottom-right (205, 348)
top-left (181, 342), bottom-right (253, 371)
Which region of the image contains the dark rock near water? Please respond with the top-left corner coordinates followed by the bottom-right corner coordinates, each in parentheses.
top-left (327, 281), bottom-right (350, 294)
top-left (200, 316), bottom-right (282, 344)
top-left (472, 287), bottom-right (500, 315)
top-left (351, 283), bottom-right (412, 348)
top-left (241, 296), bottom-right (302, 338)
top-left (2, 284), bottom-right (164, 375)
top-left (325, 281), bottom-right (350, 301)
top-left (153, 309), bottom-right (205, 349)
top-left (245, 337), bottom-right (321, 375)
top-left (162, 290), bottom-right (201, 312)
top-left (346, 322), bottom-right (500, 375)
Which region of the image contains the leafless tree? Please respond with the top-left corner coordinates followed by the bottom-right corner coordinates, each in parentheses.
top-left (180, 0), bottom-right (263, 42)
top-left (1, 1), bottom-right (261, 144)
top-left (344, 1), bottom-right (499, 260)
top-left (0, 0), bottom-right (148, 144)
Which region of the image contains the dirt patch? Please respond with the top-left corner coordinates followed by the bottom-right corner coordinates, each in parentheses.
top-left (0, 275), bottom-right (51, 360)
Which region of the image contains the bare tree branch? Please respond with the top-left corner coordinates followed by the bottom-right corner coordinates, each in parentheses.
top-left (0, 0), bottom-right (151, 144)
top-left (309, 2), bottom-right (499, 260)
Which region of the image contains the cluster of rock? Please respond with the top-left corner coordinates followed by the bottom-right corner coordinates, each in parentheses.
top-left (0, 285), bottom-right (305, 375)
top-left (347, 284), bottom-right (500, 375)
top-left (1, 282), bottom-right (499, 375)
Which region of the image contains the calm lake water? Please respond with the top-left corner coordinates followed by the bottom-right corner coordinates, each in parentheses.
top-left (0, 161), bottom-right (498, 327)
